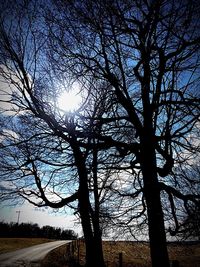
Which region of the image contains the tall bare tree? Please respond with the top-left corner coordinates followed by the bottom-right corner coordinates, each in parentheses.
top-left (44, 1), bottom-right (200, 266)
top-left (0, 2), bottom-right (116, 266)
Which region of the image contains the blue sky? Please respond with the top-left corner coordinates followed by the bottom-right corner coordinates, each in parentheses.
top-left (0, 78), bottom-right (82, 236)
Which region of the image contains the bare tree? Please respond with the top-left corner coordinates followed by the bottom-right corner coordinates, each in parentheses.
top-left (43, 1), bottom-right (200, 266)
top-left (0, 2), bottom-right (116, 266)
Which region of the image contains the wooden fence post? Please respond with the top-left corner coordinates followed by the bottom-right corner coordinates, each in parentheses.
top-left (171, 260), bottom-right (179, 267)
top-left (119, 252), bottom-right (123, 267)
top-left (77, 239), bottom-right (80, 265)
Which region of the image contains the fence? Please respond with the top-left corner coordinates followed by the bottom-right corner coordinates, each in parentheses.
top-left (65, 241), bottom-right (181, 267)
top-left (65, 239), bottom-right (81, 267)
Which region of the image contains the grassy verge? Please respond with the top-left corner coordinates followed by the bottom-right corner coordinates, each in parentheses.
top-left (0, 238), bottom-right (52, 254)
top-left (41, 243), bottom-right (69, 267)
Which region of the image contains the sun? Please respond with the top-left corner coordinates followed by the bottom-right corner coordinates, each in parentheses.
top-left (57, 84), bottom-right (82, 112)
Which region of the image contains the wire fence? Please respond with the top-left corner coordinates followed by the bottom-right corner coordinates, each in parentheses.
top-left (65, 240), bottom-right (184, 267)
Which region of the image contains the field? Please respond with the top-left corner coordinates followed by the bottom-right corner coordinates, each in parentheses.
top-left (0, 238), bottom-right (52, 254)
top-left (42, 240), bottom-right (200, 267)
top-left (0, 238), bottom-right (199, 267)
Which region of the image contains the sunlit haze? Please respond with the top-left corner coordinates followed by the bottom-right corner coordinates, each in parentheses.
top-left (57, 83), bottom-right (82, 112)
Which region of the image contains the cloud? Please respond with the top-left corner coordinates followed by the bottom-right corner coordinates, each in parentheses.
top-left (0, 65), bottom-right (33, 116)
top-left (0, 79), bottom-right (15, 115)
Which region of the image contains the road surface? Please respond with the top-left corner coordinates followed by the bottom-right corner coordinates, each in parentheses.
top-left (0, 240), bottom-right (70, 267)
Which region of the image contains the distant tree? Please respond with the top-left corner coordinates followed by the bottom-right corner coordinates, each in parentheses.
top-left (0, 221), bottom-right (10, 237)
top-left (61, 229), bottom-right (78, 240)
top-left (0, 221), bottom-right (77, 239)
top-left (16, 223), bottom-right (40, 238)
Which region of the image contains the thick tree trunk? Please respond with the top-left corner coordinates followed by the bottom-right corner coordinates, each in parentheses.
top-left (79, 191), bottom-right (105, 267)
top-left (139, 50), bottom-right (170, 266)
top-left (79, 182), bottom-right (105, 267)
top-left (140, 135), bottom-right (170, 267)
top-left (78, 194), bottom-right (95, 267)
top-left (93, 230), bottom-right (106, 267)
top-left (145, 184), bottom-right (169, 267)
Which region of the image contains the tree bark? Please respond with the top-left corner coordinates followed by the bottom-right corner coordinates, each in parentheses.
top-left (92, 147), bottom-right (106, 267)
top-left (73, 140), bottom-right (105, 267)
top-left (140, 134), bottom-right (170, 267)
top-left (79, 184), bottom-right (105, 267)
top-left (139, 41), bottom-right (170, 267)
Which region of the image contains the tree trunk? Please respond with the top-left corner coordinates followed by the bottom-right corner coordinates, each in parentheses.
top-left (139, 48), bottom-right (170, 266)
top-left (79, 180), bottom-right (105, 267)
top-left (73, 141), bottom-right (105, 267)
top-left (93, 230), bottom-right (106, 267)
top-left (144, 180), bottom-right (170, 267)
top-left (140, 135), bottom-right (170, 267)
top-left (79, 191), bottom-right (105, 267)
top-left (78, 194), bottom-right (95, 267)
top-left (92, 147), bottom-right (106, 267)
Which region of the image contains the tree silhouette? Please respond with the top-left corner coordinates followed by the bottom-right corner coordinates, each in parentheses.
top-left (0, 1), bottom-right (112, 266)
top-left (44, 1), bottom-right (200, 266)
top-left (0, 221), bottom-right (77, 239)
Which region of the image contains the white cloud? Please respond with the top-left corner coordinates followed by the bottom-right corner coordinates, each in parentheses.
top-left (0, 66), bottom-right (33, 115)
top-left (0, 79), bottom-right (15, 115)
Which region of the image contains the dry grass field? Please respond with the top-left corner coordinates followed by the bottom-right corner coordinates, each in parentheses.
top-left (42, 240), bottom-right (200, 267)
top-left (0, 238), bottom-right (52, 254)
top-left (0, 238), bottom-right (199, 266)
top-left (75, 241), bottom-right (151, 267)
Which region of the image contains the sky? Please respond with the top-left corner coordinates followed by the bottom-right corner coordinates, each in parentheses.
top-left (0, 202), bottom-right (82, 236)
top-left (0, 76), bottom-right (83, 236)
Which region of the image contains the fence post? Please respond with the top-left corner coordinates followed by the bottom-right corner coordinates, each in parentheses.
top-left (71, 241), bottom-right (75, 256)
top-left (77, 239), bottom-right (80, 265)
top-left (119, 252), bottom-right (123, 267)
top-left (171, 260), bottom-right (179, 267)
top-left (66, 243), bottom-right (70, 259)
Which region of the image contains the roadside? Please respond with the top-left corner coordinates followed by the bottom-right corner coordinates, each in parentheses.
top-left (1, 239), bottom-right (199, 267)
top-left (0, 240), bottom-right (69, 267)
top-left (43, 240), bottom-right (200, 267)
top-left (0, 238), bottom-right (53, 254)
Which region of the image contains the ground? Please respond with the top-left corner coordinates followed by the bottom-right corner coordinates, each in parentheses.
top-left (43, 240), bottom-right (200, 267)
top-left (1, 239), bottom-right (200, 267)
top-left (0, 238), bottom-right (52, 254)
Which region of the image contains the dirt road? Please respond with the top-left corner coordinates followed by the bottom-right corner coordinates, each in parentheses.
top-left (0, 240), bottom-right (70, 267)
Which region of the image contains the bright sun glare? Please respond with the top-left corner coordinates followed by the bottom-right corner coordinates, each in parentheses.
top-left (57, 83), bottom-right (82, 112)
